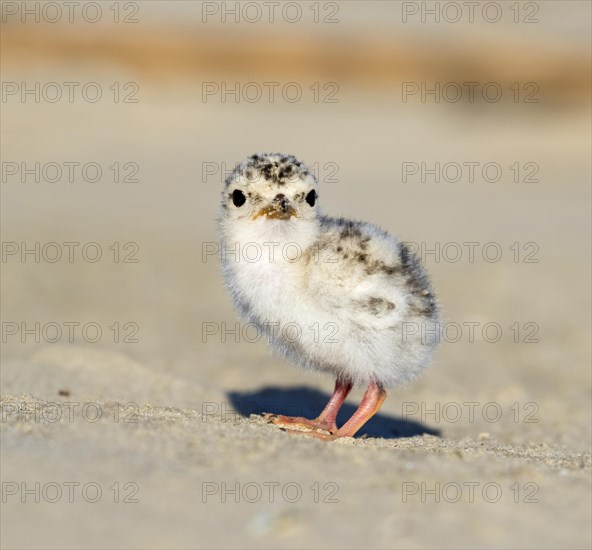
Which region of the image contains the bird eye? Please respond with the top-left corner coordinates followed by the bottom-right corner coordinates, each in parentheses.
top-left (232, 189), bottom-right (246, 207)
top-left (305, 190), bottom-right (317, 207)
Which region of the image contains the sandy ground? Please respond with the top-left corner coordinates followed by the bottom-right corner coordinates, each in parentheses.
top-left (1, 9), bottom-right (591, 547)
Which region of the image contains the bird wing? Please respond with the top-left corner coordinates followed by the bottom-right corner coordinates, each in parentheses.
top-left (305, 216), bottom-right (436, 326)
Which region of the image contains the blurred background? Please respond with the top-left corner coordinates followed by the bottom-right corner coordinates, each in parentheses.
top-left (1, 1), bottom-right (591, 549)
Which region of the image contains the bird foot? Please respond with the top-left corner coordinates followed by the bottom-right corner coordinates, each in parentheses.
top-left (262, 413), bottom-right (336, 434)
top-left (281, 428), bottom-right (341, 441)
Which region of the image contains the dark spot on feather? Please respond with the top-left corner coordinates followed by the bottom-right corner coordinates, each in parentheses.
top-left (340, 225), bottom-right (363, 240)
top-left (232, 153), bottom-right (316, 187)
top-left (362, 297), bottom-right (396, 315)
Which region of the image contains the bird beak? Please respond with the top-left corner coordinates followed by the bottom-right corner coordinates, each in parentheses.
top-left (252, 196), bottom-right (297, 220)
top-left (253, 206), bottom-right (297, 220)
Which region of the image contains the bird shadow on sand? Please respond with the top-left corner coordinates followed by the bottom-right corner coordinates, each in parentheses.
top-left (227, 386), bottom-right (440, 439)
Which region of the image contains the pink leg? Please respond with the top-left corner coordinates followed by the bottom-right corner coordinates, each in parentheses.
top-left (315, 379), bottom-right (354, 431)
top-left (296, 381), bottom-right (387, 441)
top-left (264, 379), bottom-right (353, 434)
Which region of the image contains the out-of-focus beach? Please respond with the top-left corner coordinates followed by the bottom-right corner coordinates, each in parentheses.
top-left (1, 2), bottom-right (591, 548)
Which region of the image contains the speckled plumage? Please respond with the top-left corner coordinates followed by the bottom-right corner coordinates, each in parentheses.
top-left (218, 153), bottom-right (439, 389)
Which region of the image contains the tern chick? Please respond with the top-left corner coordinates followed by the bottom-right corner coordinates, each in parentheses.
top-left (218, 153), bottom-right (439, 440)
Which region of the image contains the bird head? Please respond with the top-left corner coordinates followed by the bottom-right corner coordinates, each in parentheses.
top-left (220, 153), bottom-right (319, 228)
